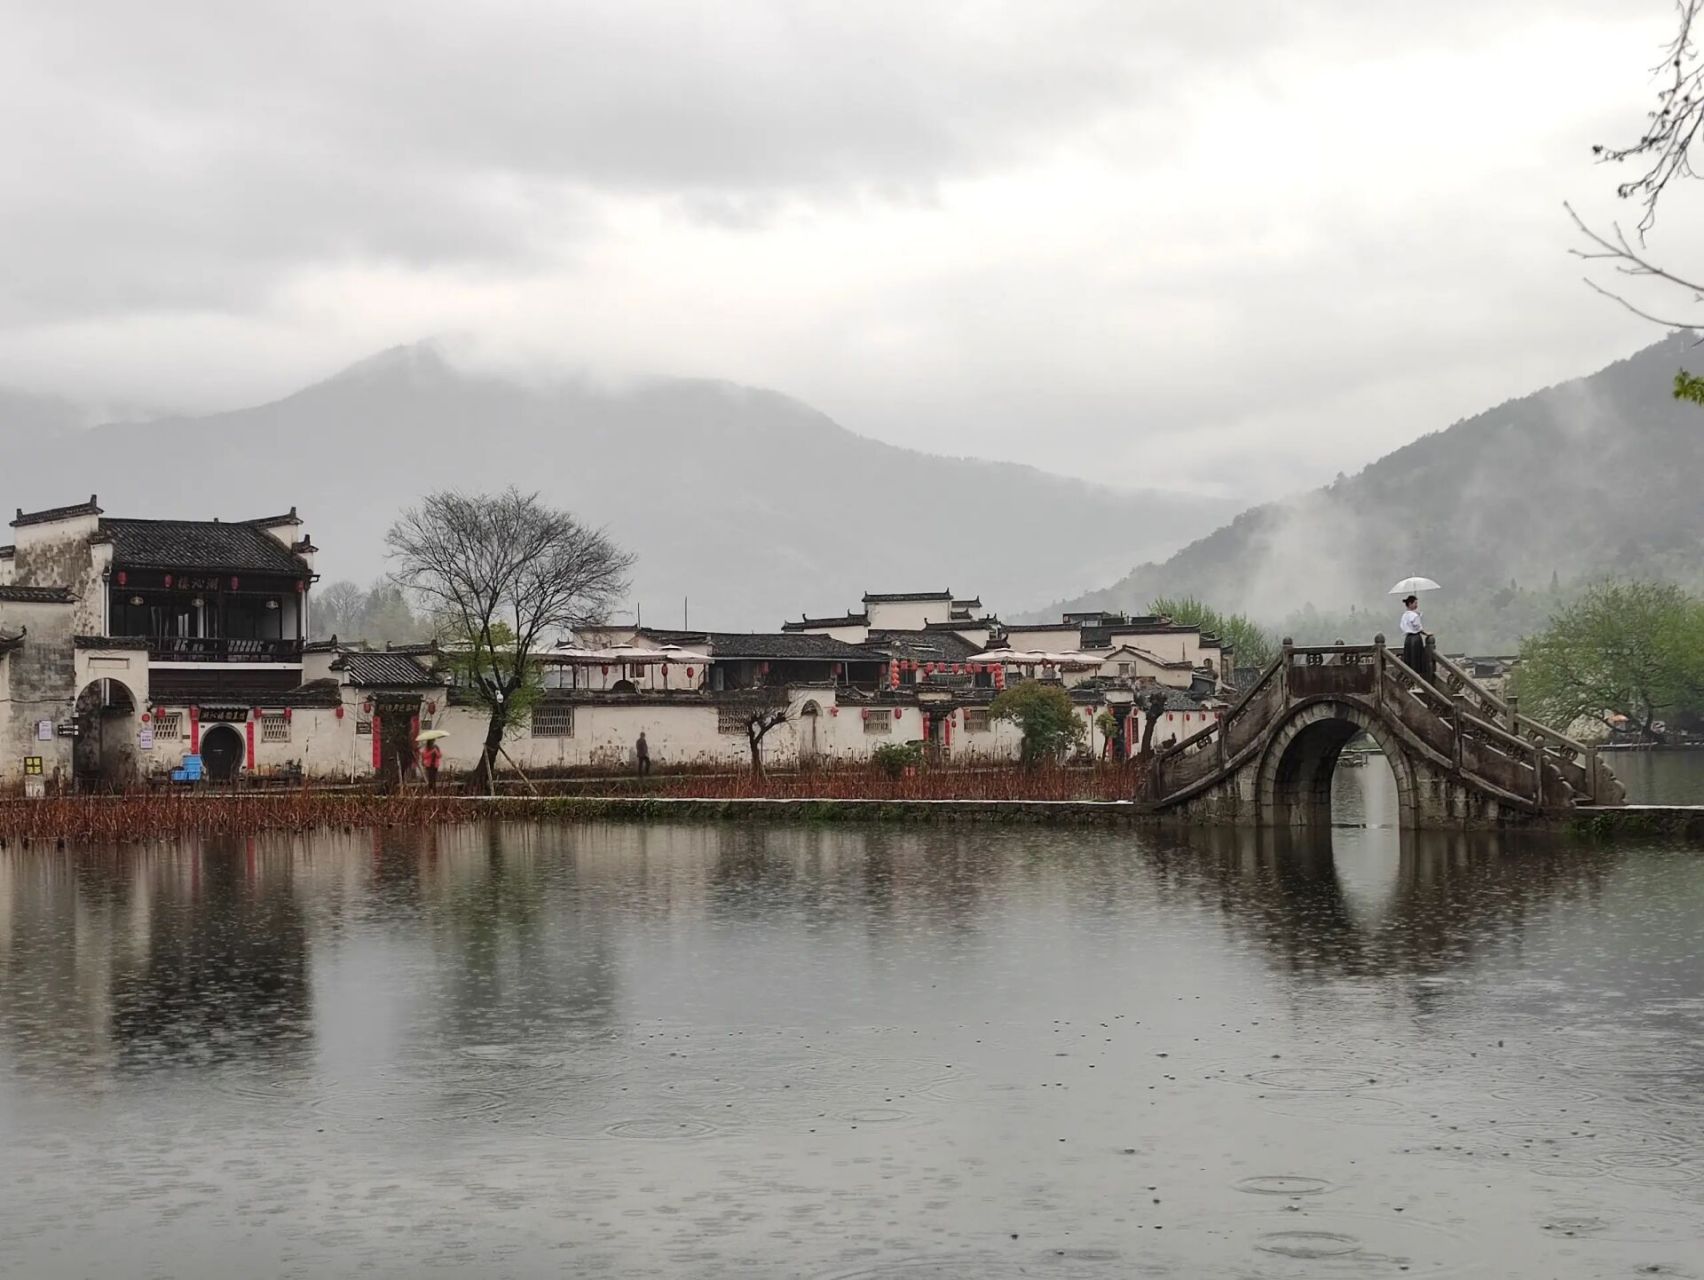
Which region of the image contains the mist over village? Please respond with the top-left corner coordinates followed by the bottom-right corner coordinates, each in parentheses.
top-left (3, 4), bottom-right (1704, 1277)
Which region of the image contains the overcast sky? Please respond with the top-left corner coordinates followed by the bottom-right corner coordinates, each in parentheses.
top-left (0, 1), bottom-right (1694, 502)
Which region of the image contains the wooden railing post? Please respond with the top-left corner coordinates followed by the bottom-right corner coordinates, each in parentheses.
top-left (1452, 693), bottom-right (1468, 771)
top-left (1372, 633), bottom-right (1385, 709)
top-left (1280, 637), bottom-right (1293, 702)
top-left (1505, 693), bottom-right (1519, 735)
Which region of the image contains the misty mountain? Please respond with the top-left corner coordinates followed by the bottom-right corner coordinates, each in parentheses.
top-left (1044, 333), bottom-right (1704, 640)
top-left (0, 344), bottom-right (1235, 628)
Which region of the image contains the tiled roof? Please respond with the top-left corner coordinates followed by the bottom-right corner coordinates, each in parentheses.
top-left (923, 619), bottom-right (991, 632)
top-left (1002, 622), bottom-right (1081, 635)
top-left (181, 679), bottom-right (345, 710)
top-left (12, 496), bottom-right (102, 528)
top-left (0, 584), bottom-right (75, 603)
top-left (866, 630), bottom-right (983, 662)
top-left (781, 612), bottom-right (869, 632)
top-left (862, 590), bottom-right (953, 603)
top-left (97, 518), bottom-right (311, 574)
top-left (247, 508), bottom-right (301, 527)
top-left (332, 651), bottom-right (442, 687)
top-left (645, 629), bottom-right (887, 662)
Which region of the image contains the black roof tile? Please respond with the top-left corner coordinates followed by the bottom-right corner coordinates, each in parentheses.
top-left (0, 584), bottom-right (75, 603)
top-left (332, 651), bottom-right (442, 687)
top-left (866, 630), bottom-right (983, 662)
top-left (98, 518), bottom-right (311, 575)
top-left (862, 590), bottom-right (952, 603)
top-left (781, 612), bottom-right (869, 632)
top-left (644, 629), bottom-right (887, 662)
top-left (12, 496), bottom-right (101, 527)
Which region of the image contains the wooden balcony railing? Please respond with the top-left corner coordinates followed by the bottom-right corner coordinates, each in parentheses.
top-left (144, 636), bottom-right (304, 663)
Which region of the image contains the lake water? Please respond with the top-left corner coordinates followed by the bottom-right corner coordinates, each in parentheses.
top-left (2, 766), bottom-right (1702, 1277)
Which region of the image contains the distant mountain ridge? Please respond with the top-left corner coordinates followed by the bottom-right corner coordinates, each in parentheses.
top-left (1041, 333), bottom-right (1704, 632)
top-left (0, 343), bottom-right (1236, 627)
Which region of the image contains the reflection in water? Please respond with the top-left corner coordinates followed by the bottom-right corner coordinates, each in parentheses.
top-left (2, 818), bottom-right (1702, 1278)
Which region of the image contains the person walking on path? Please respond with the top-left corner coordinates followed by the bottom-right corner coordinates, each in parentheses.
top-left (635, 730), bottom-right (651, 779)
top-left (421, 740), bottom-right (443, 791)
top-left (1399, 595), bottom-right (1432, 680)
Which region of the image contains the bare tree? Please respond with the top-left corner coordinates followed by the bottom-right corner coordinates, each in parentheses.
top-left (723, 687), bottom-right (793, 774)
top-left (1574, 0), bottom-right (1704, 360)
top-left (387, 488), bottom-right (632, 788)
top-left (1137, 689), bottom-right (1170, 761)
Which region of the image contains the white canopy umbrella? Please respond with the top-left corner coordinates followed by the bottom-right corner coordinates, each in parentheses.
top-left (1388, 576), bottom-right (1441, 595)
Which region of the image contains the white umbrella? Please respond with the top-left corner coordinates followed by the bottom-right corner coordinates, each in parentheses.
top-left (1388, 576), bottom-right (1441, 595)
top-left (416, 728), bottom-right (450, 742)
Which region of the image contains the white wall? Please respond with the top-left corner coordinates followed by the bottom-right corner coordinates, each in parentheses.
top-left (865, 599), bottom-right (952, 631)
top-left (1002, 626), bottom-right (1082, 652)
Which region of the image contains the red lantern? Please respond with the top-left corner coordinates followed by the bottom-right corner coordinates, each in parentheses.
top-left (164, 574), bottom-right (173, 588)
top-left (830, 706), bottom-right (839, 717)
top-left (116, 571), bottom-right (127, 587)
top-left (426, 701), bottom-right (436, 714)
top-left (140, 711), bottom-right (151, 724)
top-left (601, 665), bottom-right (609, 676)
top-left (686, 667), bottom-right (695, 679)
top-left (283, 708), bottom-right (293, 723)
top-left (295, 580), bottom-right (305, 594)
top-left (892, 708), bottom-right (901, 719)
top-left (861, 708), bottom-right (870, 719)
top-left (230, 576), bottom-right (240, 591)
top-left (336, 704), bottom-right (345, 720)
top-left (363, 698), bottom-right (373, 714)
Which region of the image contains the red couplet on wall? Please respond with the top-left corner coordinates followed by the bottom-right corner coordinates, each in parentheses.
top-left (245, 720), bottom-right (255, 771)
top-left (189, 706), bottom-right (201, 753)
top-left (372, 714), bottom-right (383, 771)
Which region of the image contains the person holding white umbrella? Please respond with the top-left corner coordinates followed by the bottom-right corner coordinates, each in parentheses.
top-left (1389, 576), bottom-right (1439, 679)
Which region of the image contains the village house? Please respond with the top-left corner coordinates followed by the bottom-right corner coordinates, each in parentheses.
top-left (0, 497), bottom-right (319, 788)
top-left (3, 516), bottom-right (1242, 788)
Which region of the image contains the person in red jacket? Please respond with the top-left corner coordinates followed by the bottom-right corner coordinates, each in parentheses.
top-left (420, 740), bottom-right (443, 791)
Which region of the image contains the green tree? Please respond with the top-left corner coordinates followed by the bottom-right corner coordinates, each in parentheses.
top-left (1677, 371), bottom-right (1704, 405)
top-left (1150, 595), bottom-right (1276, 669)
top-left (990, 681), bottom-right (1086, 766)
top-left (1515, 580), bottom-right (1704, 742)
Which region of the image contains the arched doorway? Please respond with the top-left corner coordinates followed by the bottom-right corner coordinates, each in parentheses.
top-left (1256, 700), bottom-right (1416, 829)
top-left (798, 701), bottom-right (822, 766)
top-left (73, 679), bottom-right (141, 791)
top-left (200, 723), bottom-right (246, 783)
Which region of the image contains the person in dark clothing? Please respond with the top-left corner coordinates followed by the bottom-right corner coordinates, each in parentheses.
top-left (1399, 595), bottom-right (1432, 679)
top-left (635, 731), bottom-right (651, 778)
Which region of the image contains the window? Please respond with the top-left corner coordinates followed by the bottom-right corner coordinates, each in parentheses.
top-left (1118, 663), bottom-right (1133, 677)
top-left (152, 712), bottom-right (183, 739)
top-left (863, 713), bottom-right (892, 735)
top-left (718, 707), bottom-right (748, 735)
top-left (261, 713), bottom-right (290, 743)
top-left (962, 708), bottom-right (991, 734)
top-left (531, 705), bottom-right (575, 738)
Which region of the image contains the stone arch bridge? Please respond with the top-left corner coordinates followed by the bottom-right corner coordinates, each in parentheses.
top-left (1143, 639), bottom-right (1623, 829)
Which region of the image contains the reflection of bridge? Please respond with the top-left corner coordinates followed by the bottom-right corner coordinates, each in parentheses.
top-left (1144, 639), bottom-right (1624, 829)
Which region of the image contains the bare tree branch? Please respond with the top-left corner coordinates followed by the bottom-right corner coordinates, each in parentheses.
top-left (1593, 0), bottom-right (1704, 239)
top-left (387, 487), bottom-right (633, 784)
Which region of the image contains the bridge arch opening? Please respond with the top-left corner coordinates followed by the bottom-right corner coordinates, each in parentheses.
top-left (1257, 700), bottom-right (1416, 829)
